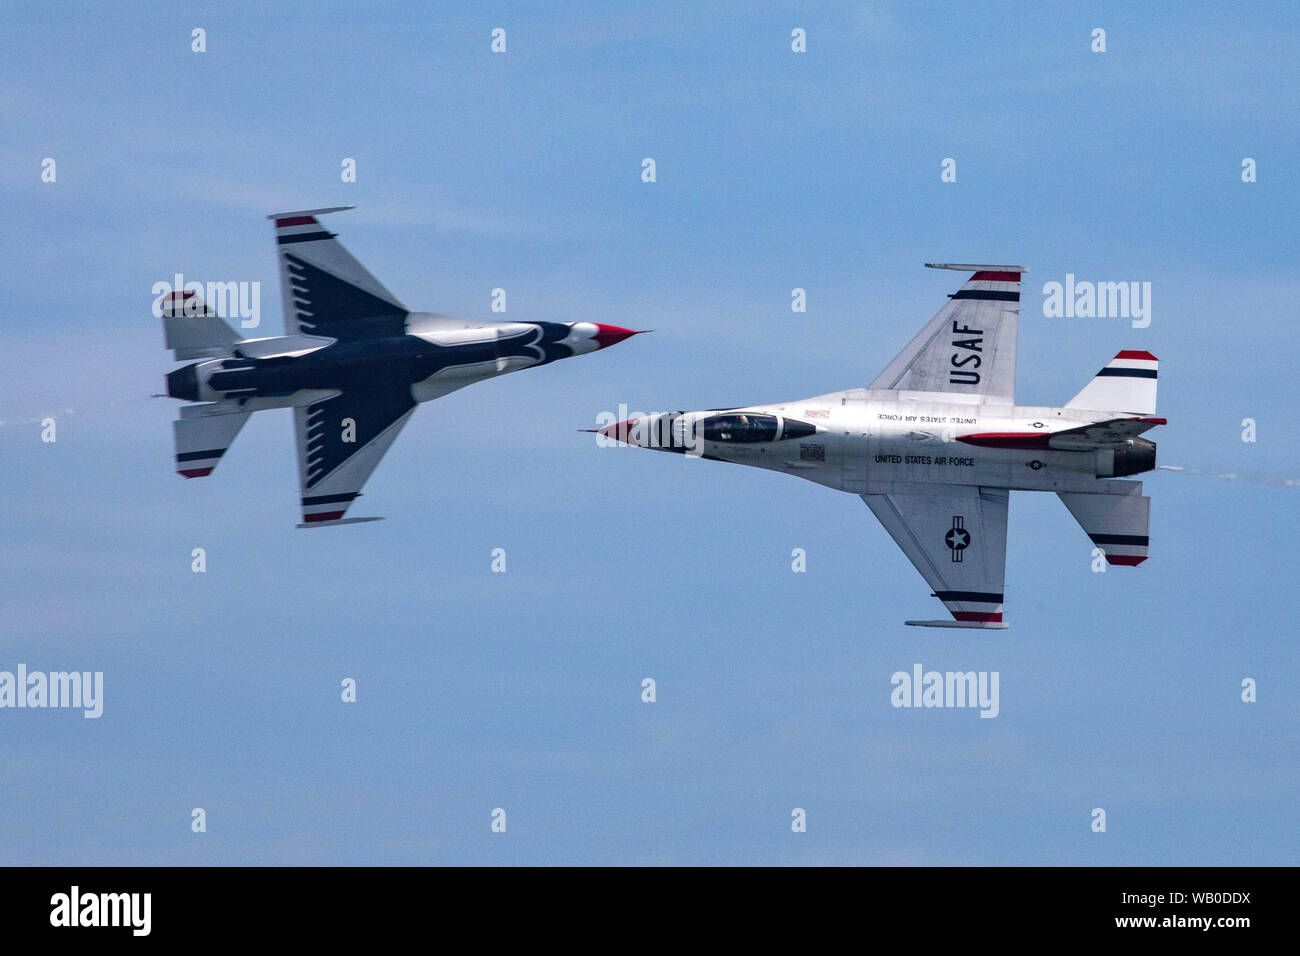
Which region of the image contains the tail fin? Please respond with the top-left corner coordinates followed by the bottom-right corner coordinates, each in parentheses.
top-left (1058, 482), bottom-right (1150, 566)
top-left (161, 290), bottom-right (240, 360)
top-left (173, 403), bottom-right (250, 478)
top-left (1065, 350), bottom-right (1158, 414)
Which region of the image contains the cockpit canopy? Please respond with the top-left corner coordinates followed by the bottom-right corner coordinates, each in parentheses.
top-left (702, 413), bottom-right (817, 444)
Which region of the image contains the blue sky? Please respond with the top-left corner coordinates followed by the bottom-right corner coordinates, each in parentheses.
top-left (1, 1), bottom-right (1297, 865)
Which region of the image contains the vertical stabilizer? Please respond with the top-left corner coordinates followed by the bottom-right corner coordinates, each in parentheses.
top-left (1065, 350), bottom-right (1158, 414)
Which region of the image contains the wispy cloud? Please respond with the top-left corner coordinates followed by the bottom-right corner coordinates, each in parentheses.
top-left (0, 408), bottom-right (75, 427)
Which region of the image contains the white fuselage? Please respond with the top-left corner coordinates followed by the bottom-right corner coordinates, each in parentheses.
top-left (615, 389), bottom-right (1156, 496)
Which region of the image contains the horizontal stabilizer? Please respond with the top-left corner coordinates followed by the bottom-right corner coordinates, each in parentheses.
top-left (1058, 482), bottom-right (1150, 566)
top-left (162, 290), bottom-right (240, 360)
top-left (1066, 350), bottom-right (1158, 414)
top-left (173, 403), bottom-right (250, 478)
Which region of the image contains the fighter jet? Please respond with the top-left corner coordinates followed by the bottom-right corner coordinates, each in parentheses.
top-left (162, 206), bottom-right (640, 526)
top-left (598, 264), bottom-right (1163, 628)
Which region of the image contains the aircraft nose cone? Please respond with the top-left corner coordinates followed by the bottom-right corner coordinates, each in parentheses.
top-left (591, 324), bottom-right (641, 349)
top-left (598, 418), bottom-right (637, 443)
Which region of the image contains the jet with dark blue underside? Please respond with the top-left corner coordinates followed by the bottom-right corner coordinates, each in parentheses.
top-left (163, 206), bottom-right (640, 526)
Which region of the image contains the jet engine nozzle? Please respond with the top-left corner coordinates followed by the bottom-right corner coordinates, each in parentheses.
top-left (1101, 437), bottom-right (1157, 477)
top-left (166, 363), bottom-right (200, 402)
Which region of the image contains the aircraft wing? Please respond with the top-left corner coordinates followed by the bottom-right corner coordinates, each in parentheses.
top-left (861, 486), bottom-right (1010, 628)
top-left (294, 385), bottom-right (417, 526)
top-left (869, 264), bottom-right (1025, 404)
top-left (269, 207), bottom-right (409, 342)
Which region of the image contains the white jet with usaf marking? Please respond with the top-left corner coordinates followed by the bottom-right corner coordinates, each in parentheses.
top-left (599, 264), bottom-right (1163, 628)
top-left (161, 206), bottom-right (640, 526)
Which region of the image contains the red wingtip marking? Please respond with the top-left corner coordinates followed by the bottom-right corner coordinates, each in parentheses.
top-left (179, 467), bottom-right (213, 478)
top-left (971, 271), bottom-right (1021, 283)
top-left (1106, 555), bottom-right (1148, 566)
top-left (275, 215), bottom-right (319, 227)
top-left (303, 511), bottom-right (346, 523)
top-left (1115, 350), bottom-right (1158, 361)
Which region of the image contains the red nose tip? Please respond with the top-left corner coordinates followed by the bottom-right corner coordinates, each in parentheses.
top-left (598, 419), bottom-right (637, 442)
top-left (592, 324), bottom-right (641, 349)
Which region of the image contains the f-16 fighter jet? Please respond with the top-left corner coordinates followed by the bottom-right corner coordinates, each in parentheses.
top-left (163, 206), bottom-right (640, 526)
top-left (599, 264), bottom-right (1163, 628)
